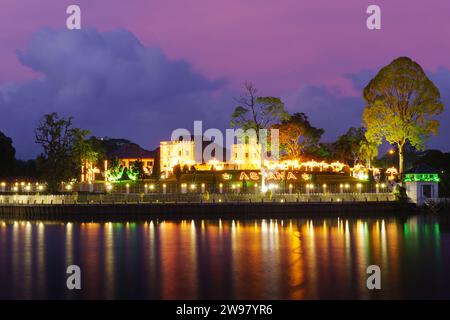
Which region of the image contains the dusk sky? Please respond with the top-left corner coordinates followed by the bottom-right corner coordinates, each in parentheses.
top-left (1, 0), bottom-right (450, 159)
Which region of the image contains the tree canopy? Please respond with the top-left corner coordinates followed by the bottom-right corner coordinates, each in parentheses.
top-left (363, 57), bottom-right (443, 173)
top-left (35, 113), bottom-right (76, 191)
top-left (272, 112), bottom-right (324, 159)
top-left (231, 82), bottom-right (289, 142)
top-left (333, 127), bottom-right (369, 165)
top-left (35, 113), bottom-right (101, 191)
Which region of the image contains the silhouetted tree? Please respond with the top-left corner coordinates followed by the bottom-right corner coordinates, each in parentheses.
top-left (0, 131), bottom-right (16, 178)
top-left (35, 113), bottom-right (77, 192)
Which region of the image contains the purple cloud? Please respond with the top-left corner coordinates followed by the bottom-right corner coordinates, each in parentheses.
top-left (287, 67), bottom-right (450, 151)
top-left (0, 28), bottom-right (230, 158)
top-left (283, 85), bottom-right (363, 142)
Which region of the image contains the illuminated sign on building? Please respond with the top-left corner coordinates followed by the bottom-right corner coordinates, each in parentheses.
top-left (236, 171), bottom-right (305, 181)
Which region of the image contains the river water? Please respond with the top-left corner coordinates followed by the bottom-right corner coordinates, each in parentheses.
top-left (0, 216), bottom-right (449, 299)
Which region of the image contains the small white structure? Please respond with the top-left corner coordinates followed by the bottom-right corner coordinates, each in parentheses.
top-left (404, 165), bottom-right (440, 206)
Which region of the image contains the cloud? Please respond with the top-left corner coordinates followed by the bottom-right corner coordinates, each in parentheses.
top-left (284, 85), bottom-right (364, 142)
top-left (284, 66), bottom-right (450, 153)
top-left (1, 27), bottom-right (450, 159)
top-left (344, 70), bottom-right (375, 92)
top-left (0, 28), bottom-right (229, 159)
top-left (427, 67), bottom-right (450, 152)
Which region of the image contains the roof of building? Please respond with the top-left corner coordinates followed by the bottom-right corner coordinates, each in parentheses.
top-left (108, 144), bottom-right (155, 159)
top-left (403, 164), bottom-right (440, 174)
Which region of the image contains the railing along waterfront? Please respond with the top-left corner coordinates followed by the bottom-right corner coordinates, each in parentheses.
top-left (0, 192), bottom-right (395, 205)
top-left (0, 181), bottom-right (394, 195)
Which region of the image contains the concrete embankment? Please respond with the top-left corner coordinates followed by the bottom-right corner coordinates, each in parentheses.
top-left (0, 201), bottom-right (415, 222)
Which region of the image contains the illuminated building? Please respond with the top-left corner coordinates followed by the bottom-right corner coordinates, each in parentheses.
top-left (80, 161), bottom-right (100, 183)
top-left (106, 144), bottom-right (155, 176)
top-left (159, 136), bottom-right (228, 174)
top-left (160, 136), bottom-right (265, 174)
top-left (160, 140), bottom-right (196, 174)
top-left (230, 143), bottom-right (262, 170)
top-left (404, 164), bottom-right (440, 205)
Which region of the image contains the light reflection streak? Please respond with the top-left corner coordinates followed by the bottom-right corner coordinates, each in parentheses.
top-left (23, 222), bottom-right (32, 298)
top-left (104, 222), bottom-right (114, 299)
top-left (0, 217), bottom-right (445, 299)
top-left (37, 222), bottom-right (46, 298)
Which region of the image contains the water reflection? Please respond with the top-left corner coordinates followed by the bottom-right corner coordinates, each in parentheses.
top-left (0, 216), bottom-right (449, 299)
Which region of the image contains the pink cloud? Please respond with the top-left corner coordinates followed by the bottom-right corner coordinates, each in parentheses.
top-left (0, 0), bottom-right (449, 94)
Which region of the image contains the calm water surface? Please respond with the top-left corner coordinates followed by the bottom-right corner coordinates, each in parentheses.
top-left (0, 216), bottom-right (449, 299)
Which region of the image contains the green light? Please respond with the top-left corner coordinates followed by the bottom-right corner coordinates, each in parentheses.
top-left (106, 167), bottom-right (124, 182)
top-left (127, 170), bottom-right (139, 181)
top-left (404, 173), bottom-right (440, 182)
top-left (434, 223), bottom-right (440, 237)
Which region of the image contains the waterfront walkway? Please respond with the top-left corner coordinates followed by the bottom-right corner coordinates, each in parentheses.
top-left (0, 192), bottom-right (395, 205)
top-left (0, 193), bottom-right (414, 222)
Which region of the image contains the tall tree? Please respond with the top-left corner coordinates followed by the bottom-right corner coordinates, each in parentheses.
top-left (363, 57), bottom-right (443, 173)
top-left (35, 113), bottom-right (76, 192)
top-left (231, 82), bottom-right (289, 142)
top-left (272, 113), bottom-right (324, 159)
top-left (0, 131), bottom-right (16, 178)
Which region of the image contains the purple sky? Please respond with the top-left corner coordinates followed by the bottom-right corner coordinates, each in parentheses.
top-left (1, 0), bottom-right (450, 159)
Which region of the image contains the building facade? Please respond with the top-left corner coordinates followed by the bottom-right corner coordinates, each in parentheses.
top-left (107, 144), bottom-right (155, 176)
top-left (160, 138), bottom-right (263, 174)
top-left (404, 164), bottom-right (440, 206)
top-left (160, 140), bottom-right (196, 174)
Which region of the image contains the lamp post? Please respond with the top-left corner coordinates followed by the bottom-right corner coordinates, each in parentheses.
top-left (345, 184), bottom-right (350, 193)
top-left (356, 183), bottom-right (362, 193)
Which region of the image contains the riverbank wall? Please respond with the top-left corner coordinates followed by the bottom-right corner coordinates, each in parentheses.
top-left (0, 201), bottom-right (415, 222)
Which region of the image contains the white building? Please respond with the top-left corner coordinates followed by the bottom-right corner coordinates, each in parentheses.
top-left (404, 164), bottom-right (440, 206)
